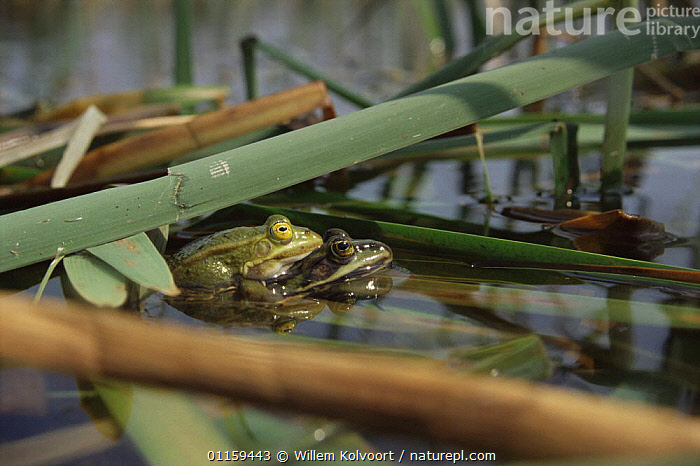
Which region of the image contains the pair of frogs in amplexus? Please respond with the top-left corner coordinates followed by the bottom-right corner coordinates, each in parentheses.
top-left (167, 215), bottom-right (393, 303)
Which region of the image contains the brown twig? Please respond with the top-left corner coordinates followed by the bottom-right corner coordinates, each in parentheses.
top-left (2, 294), bottom-right (700, 459)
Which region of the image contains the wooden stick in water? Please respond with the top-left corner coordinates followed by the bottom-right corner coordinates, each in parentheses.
top-left (2, 294), bottom-right (700, 459)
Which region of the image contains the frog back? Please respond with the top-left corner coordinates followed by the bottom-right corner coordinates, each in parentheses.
top-left (168, 226), bottom-right (263, 287)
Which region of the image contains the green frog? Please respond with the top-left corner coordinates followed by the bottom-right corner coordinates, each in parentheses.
top-left (239, 228), bottom-right (393, 302)
top-left (167, 215), bottom-right (322, 288)
top-left (167, 229), bottom-right (393, 333)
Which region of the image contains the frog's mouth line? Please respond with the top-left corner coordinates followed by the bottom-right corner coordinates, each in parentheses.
top-left (344, 258), bottom-right (393, 280)
top-left (279, 250), bottom-right (317, 264)
top-left (271, 251), bottom-right (319, 275)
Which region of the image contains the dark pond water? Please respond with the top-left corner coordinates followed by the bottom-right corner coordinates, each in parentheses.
top-left (2, 1), bottom-right (699, 465)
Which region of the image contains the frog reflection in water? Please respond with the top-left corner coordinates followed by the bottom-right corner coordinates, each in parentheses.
top-left (167, 229), bottom-right (393, 333)
top-left (167, 215), bottom-right (322, 288)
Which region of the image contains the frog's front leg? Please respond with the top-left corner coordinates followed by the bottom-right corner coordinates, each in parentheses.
top-left (237, 278), bottom-right (282, 303)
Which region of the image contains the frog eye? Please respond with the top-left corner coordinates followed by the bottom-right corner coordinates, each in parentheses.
top-left (330, 238), bottom-right (355, 261)
top-left (270, 221), bottom-right (293, 243)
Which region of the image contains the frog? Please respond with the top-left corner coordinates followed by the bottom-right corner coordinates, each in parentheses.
top-left (238, 228), bottom-right (393, 302)
top-left (167, 215), bottom-right (322, 289)
top-left (166, 229), bottom-right (393, 333)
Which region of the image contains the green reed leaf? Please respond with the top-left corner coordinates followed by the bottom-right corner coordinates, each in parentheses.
top-left (94, 381), bottom-right (235, 466)
top-left (63, 253), bottom-right (128, 307)
top-left (87, 233), bottom-right (179, 296)
top-left (221, 204), bottom-right (699, 276)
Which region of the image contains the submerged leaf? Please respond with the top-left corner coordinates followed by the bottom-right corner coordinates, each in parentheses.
top-left (501, 206), bottom-right (594, 223)
top-left (555, 209), bottom-right (670, 261)
top-left (448, 334), bottom-right (552, 380)
top-left (87, 232), bottom-right (179, 296)
top-left (501, 207), bottom-right (674, 261)
top-left (556, 209), bottom-right (665, 237)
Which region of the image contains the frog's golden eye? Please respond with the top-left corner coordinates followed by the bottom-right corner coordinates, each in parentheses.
top-left (270, 221), bottom-right (293, 243)
top-left (330, 238), bottom-right (354, 260)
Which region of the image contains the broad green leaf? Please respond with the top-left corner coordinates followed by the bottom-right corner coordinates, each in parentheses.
top-left (87, 233), bottom-right (178, 296)
top-left (250, 195), bottom-right (696, 290)
top-left (63, 253), bottom-right (128, 307)
top-left (94, 381), bottom-right (235, 466)
top-left (1, 19), bottom-right (698, 273)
